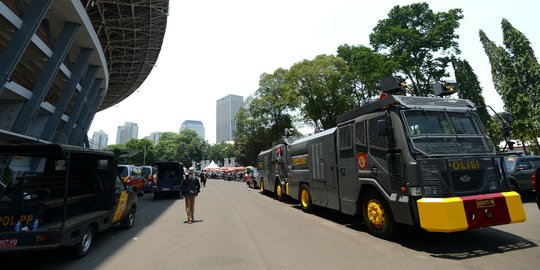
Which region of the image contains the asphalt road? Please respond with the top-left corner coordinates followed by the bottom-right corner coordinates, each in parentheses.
top-left (3, 179), bottom-right (539, 270)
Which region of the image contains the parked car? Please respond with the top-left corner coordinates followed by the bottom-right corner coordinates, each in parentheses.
top-left (502, 155), bottom-right (540, 193)
top-left (141, 165), bottom-right (156, 192)
top-left (117, 164), bottom-right (146, 197)
top-left (153, 162), bottom-right (184, 199)
top-left (533, 167), bottom-right (540, 210)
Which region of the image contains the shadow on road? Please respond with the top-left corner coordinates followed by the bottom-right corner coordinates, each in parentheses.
top-left (0, 193), bottom-right (180, 269)
top-left (289, 201), bottom-right (537, 261)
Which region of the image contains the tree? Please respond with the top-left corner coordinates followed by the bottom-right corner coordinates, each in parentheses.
top-left (176, 129), bottom-right (206, 166)
top-left (337, 44), bottom-right (397, 105)
top-left (207, 142), bottom-right (236, 166)
top-left (125, 138), bottom-right (155, 165)
top-left (287, 54), bottom-right (356, 131)
top-left (452, 58), bottom-right (495, 137)
top-left (154, 132), bottom-right (180, 162)
top-left (370, 2), bottom-right (463, 96)
top-left (480, 19), bottom-right (540, 152)
top-left (235, 68), bottom-right (297, 165)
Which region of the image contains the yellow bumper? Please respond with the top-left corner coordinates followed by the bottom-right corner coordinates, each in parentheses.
top-left (417, 192), bottom-right (526, 233)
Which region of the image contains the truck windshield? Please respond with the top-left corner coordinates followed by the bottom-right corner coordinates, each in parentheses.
top-left (403, 110), bottom-right (495, 156)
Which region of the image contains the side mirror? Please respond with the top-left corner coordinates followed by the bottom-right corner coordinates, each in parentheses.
top-left (516, 164), bottom-right (528, 170)
top-left (377, 119), bottom-right (389, 137)
top-left (501, 112), bottom-right (514, 124)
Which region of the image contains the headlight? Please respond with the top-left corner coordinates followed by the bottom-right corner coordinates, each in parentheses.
top-left (410, 186), bottom-right (422, 196)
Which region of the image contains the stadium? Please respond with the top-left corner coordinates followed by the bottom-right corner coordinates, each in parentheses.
top-left (0, 0), bottom-right (168, 145)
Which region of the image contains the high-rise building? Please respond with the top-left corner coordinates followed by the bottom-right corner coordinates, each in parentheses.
top-left (180, 120), bottom-right (205, 140)
top-left (216, 94), bottom-right (243, 143)
top-left (146, 132), bottom-right (162, 144)
top-left (91, 130), bottom-right (108, 149)
top-left (116, 122), bottom-right (138, 144)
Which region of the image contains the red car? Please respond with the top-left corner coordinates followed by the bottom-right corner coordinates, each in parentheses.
top-left (118, 164), bottom-right (146, 197)
top-left (533, 167), bottom-right (540, 210)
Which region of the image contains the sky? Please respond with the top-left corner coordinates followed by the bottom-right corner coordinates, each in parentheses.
top-left (88, 0), bottom-right (540, 145)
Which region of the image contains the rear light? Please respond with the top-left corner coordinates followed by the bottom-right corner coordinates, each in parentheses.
top-left (533, 172), bottom-right (537, 192)
top-left (35, 234), bottom-right (56, 244)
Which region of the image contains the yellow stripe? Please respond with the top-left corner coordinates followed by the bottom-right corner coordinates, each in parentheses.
top-left (501, 191), bottom-right (527, 223)
top-left (112, 191), bottom-right (128, 223)
top-left (416, 197), bottom-right (468, 233)
top-left (286, 183), bottom-right (289, 196)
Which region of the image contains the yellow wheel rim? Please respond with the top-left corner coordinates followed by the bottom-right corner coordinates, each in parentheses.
top-left (367, 199), bottom-right (385, 229)
top-left (277, 184), bottom-right (282, 198)
top-left (301, 189), bottom-right (309, 208)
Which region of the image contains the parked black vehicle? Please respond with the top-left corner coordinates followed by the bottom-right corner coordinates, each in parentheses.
top-left (502, 154), bottom-right (540, 193)
top-left (152, 162), bottom-right (184, 199)
top-left (0, 143), bottom-right (137, 258)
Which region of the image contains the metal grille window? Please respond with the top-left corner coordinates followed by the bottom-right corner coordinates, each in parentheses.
top-left (338, 124), bottom-right (352, 150)
top-left (368, 116), bottom-right (389, 150)
top-left (310, 142), bottom-right (324, 180)
top-left (355, 121), bottom-right (366, 146)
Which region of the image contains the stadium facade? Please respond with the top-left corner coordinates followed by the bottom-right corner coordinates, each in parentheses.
top-left (0, 0), bottom-right (169, 145)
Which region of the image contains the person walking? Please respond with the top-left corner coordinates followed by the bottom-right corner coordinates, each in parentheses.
top-left (181, 167), bottom-right (200, 224)
top-left (200, 171), bottom-right (206, 187)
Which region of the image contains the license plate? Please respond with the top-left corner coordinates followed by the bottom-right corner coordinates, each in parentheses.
top-left (0, 238), bottom-right (18, 248)
top-left (162, 188), bottom-right (169, 191)
top-left (476, 198), bottom-right (495, 208)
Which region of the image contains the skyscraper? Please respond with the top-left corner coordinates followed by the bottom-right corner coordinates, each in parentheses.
top-left (91, 130), bottom-right (108, 150)
top-left (116, 122), bottom-right (139, 144)
top-left (180, 120), bottom-right (205, 140)
top-left (216, 94), bottom-right (243, 143)
top-left (146, 132), bottom-right (162, 144)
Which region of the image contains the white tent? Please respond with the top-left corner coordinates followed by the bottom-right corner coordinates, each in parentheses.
top-left (204, 160), bottom-right (220, 170)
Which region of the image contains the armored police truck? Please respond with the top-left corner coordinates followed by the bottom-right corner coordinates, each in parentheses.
top-left (257, 132), bottom-right (295, 201)
top-left (285, 78), bottom-right (526, 238)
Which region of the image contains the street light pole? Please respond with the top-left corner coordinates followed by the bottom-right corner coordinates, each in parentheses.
top-left (143, 142), bottom-right (148, 165)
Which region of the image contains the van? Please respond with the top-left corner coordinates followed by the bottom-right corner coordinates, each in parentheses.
top-left (0, 143), bottom-right (137, 258)
top-left (141, 165), bottom-right (156, 192)
top-left (153, 162), bottom-right (184, 199)
top-left (117, 165), bottom-right (146, 197)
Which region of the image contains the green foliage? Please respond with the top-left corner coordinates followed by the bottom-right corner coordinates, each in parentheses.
top-left (287, 54), bottom-right (356, 131)
top-left (234, 69), bottom-right (296, 165)
top-left (207, 142), bottom-right (236, 165)
top-left (452, 58), bottom-right (495, 136)
top-left (337, 44), bottom-right (397, 104)
top-left (125, 138), bottom-right (155, 165)
top-left (480, 19), bottom-right (540, 152)
top-left (370, 2), bottom-right (463, 96)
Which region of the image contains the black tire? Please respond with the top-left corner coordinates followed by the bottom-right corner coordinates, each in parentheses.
top-left (153, 192), bottom-right (160, 200)
top-left (121, 208), bottom-right (136, 229)
top-left (275, 182), bottom-right (285, 202)
top-left (299, 185), bottom-right (313, 213)
top-left (508, 179), bottom-right (520, 193)
top-left (71, 225), bottom-right (95, 258)
top-left (137, 188), bottom-right (144, 197)
top-left (361, 189), bottom-right (398, 239)
top-left (260, 180), bottom-right (265, 194)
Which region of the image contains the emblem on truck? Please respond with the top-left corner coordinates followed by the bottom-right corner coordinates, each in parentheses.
top-left (357, 153), bottom-right (367, 170)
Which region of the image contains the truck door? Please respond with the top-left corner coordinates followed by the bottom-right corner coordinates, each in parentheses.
top-left (336, 123), bottom-right (359, 215)
top-left (112, 176), bottom-right (128, 223)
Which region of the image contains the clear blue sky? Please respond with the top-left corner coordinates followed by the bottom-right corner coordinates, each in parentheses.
top-left (89, 0), bottom-right (540, 145)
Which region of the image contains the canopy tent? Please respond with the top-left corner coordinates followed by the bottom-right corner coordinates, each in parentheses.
top-left (204, 160), bottom-right (220, 170)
